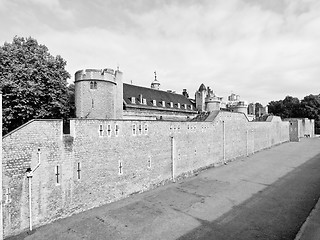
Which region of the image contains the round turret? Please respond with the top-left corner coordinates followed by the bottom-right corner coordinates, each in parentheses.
top-left (205, 96), bottom-right (221, 112)
top-left (75, 68), bottom-right (123, 119)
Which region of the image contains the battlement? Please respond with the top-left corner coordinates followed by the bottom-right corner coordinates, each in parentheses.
top-left (75, 68), bottom-right (116, 83)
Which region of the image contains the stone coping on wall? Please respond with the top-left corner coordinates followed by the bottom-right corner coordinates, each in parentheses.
top-left (3, 119), bottom-right (63, 139)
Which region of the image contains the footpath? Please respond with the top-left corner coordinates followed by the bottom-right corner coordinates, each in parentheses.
top-left (7, 137), bottom-right (320, 240)
top-left (295, 196), bottom-right (320, 240)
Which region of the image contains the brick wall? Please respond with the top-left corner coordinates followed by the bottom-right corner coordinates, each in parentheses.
top-left (0, 112), bottom-right (300, 238)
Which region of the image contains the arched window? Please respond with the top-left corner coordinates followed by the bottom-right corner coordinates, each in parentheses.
top-left (90, 81), bottom-right (97, 89)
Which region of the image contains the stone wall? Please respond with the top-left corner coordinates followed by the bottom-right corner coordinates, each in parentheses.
top-left (0, 112), bottom-right (302, 238)
top-left (2, 120), bottom-right (63, 236)
top-left (286, 118), bottom-right (315, 141)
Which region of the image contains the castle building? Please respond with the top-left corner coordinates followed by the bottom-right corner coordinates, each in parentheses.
top-left (226, 93), bottom-right (248, 115)
top-left (248, 103), bottom-right (269, 121)
top-left (195, 83), bottom-right (223, 112)
top-left (75, 69), bottom-right (198, 121)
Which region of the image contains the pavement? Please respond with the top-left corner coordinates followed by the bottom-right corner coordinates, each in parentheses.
top-left (295, 196), bottom-right (320, 240)
top-left (7, 137), bottom-right (320, 240)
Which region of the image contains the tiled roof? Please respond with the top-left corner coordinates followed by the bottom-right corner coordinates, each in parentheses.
top-left (123, 83), bottom-right (196, 111)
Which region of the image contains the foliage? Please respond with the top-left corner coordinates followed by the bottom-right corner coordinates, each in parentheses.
top-left (268, 94), bottom-right (320, 133)
top-left (67, 84), bottom-right (76, 118)
top-left (0, 36), bottom-right (71, 134)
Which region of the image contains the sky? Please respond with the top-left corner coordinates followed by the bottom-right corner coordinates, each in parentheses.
top-left (0, 0), bottom-right (319, 105)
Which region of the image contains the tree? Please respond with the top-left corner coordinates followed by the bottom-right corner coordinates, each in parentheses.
top-left (268, 96), bottom-right (301, 119)
top-left (268, 100), bottom-right (285, 118)
top-left (67, 84), bottom-right (76, 118)
top-left (300, 94), bottom-right (320, 132)
top-left (0, 36), bottom-right (71, 134)
top-left (268, 94), bottom-right (320, 134)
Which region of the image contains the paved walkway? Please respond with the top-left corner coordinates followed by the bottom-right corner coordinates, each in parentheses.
top-left (7, 138), bottom-right (320, 240)
top-left (295, 197), bottom-right (320, 240)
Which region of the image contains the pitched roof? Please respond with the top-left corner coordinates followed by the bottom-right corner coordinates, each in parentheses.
top-left (123, 83), bottom-right (196, 111)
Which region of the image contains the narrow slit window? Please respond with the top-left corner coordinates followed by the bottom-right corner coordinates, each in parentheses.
top-left (92, 99), bottom-right (94, 108)
top-left (107, 124), bottom-right (112, 137)
top-left (119, 161), bottom-right (123, 175)
top-left (148, 156), bottom-right (152, 169)
top-left (115, 124), bottom-right (119, 136)
top-left (144, 124), bottom-right (148, 135)
top-left (55, 165), bottom-right (60, 184)
top-left (99, 124), bottom-right (103, 137)
top-left (93, 81), bottom-right (97, 89)
top-left (138, 124), bottom-right (142, 135)
top-left (77, 162), bottom-right (81, 180)
top-left (132, 124), bottom-right (136, 135)
top-left (5, 188), bottom-right (11, 204)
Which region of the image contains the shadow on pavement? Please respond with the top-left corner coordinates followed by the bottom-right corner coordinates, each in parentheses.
top-left (177, 153), bottom-right (320, 240)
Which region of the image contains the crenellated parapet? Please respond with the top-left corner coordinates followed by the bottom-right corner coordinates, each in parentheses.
top-left (75, 68), bottom-right (117, 84)
top-left (74, 68), bottom-right (123, 119)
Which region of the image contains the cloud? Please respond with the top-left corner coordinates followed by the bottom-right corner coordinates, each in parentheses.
top-left (0, 0), bottom-right (320, 105)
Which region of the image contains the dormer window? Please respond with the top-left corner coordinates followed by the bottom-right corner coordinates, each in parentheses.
top-left (190, 105), bottom-right (193, 110)
top-left (170, 102), bottom-right (173, 108)
top-left (90, 81), bottom-right (97, 89)
top-left (162, 101), bottom-right (165, 107)
top-left (177, 103), bottom-right (180, 109)
top-left (143, 98), bottom-right (147, 105)
top-left (152, 100), bottom-right (157, 106)
top-left (184, 104), bottom-right (187, 109)
top-left (131, 97), bottom-right (136, 104)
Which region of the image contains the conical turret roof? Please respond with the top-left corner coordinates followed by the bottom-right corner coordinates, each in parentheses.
top-left (198, 83), bottom-right (206, 91)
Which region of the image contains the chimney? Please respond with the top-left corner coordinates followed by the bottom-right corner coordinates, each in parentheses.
top-left (182, 89), bottom-right (189, 98)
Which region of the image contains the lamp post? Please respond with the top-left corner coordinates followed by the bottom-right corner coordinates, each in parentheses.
top-left (26, 168), bottom-right (33, 232)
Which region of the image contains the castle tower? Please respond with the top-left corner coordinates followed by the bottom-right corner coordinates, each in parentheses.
top-left (205, 87), bottom-right (221, 112)
top-left (195, 83), bottom-right (206, 111)
top-left (75, 68), bottom-right (123, 119)
top-left (233, 101), bottom-right (248, 115)
top-left (151, 71), bottom-right (160, 90)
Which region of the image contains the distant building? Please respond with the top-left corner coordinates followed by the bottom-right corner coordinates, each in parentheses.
top-left (195, 83), bottom-right (223, 112)
top-left (248, 102), bottom-right (269, 121)
top-left (226, 93), bottom-right (248, 115)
